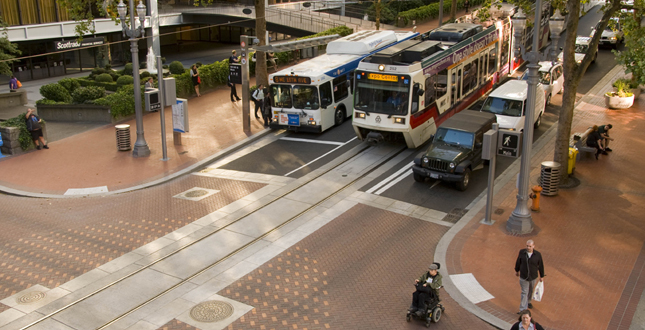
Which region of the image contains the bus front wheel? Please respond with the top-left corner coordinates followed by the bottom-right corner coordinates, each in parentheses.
top-left (334, 108), bottom-right (345, 126)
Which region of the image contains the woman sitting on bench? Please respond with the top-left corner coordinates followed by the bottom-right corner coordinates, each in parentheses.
top-left (586, 125), bottom-right (607, 160)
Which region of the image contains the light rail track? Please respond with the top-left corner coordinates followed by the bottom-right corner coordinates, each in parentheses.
top-left (16, 141), bottom-right (407, 330)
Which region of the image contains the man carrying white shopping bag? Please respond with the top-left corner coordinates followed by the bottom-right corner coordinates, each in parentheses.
top-left (514, 239), bottom-right (545, 313)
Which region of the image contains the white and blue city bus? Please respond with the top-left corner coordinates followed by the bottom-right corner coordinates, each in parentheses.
top-left (268, 29), bottom-right (418, 133)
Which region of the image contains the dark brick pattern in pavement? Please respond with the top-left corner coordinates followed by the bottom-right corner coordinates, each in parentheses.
top-left (217, 203), bottom-right (497, 329)
top-left (157, 319), bottom-right (201, 330)
top-left (0, 175), bottom-right (266, 304)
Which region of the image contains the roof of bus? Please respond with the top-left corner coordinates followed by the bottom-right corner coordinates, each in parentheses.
top-left (269, 30), bottom-right (417, 82)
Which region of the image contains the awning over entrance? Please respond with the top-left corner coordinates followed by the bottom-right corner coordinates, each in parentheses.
top-left (253, 34), bottom-right (340, 52)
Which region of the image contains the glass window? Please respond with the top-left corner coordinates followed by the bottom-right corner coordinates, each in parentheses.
top-left (435, 128), bottom-right (474, 149)
top-left (292, 86), bottom-right (319, 110)
top-left (481, 97), bottom-right (523, 117)
top-left (354, 73), bottom-right (410, 115)
top-left (425, 76), bottom-right (435, 106)
top-left (319, 82), bottom-right (332, 108)
top-left (520, 71), bottom-right (551, 85)
top-left (435, 69), bottom-right (448, 99)
top-left (488, 48), bottom-right (497, 75)
top-left (348, 71), bottom-right (355, 95)
top-left (271, 85), bottom-right (292, 108)
top-left (456, 69), bottom-right (462, 100)
top-left (332, 75), bottom-right (349, 102)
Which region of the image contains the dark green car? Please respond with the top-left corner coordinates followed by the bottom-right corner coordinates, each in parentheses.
top-left (412, 111), bottom-right (496, 191)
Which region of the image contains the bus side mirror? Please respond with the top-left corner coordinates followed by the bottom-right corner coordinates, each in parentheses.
top-left (475, 142), bottom-right (483, 149)
top-left (417, 89), bottom-right (425, 96)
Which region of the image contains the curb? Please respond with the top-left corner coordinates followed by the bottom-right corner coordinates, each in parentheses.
top-left (0, 128), bottom-right (276, 199)
top-left (434, 64), bottom-right (622, 329)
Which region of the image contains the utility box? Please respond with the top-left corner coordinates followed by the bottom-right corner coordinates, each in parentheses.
top-left (144, 89), bottom-right (161, 112)
top-left (483, 129), bottom-right (498, 160)
top-left (163, 77), bottom-right (177, 106)
top-left (171, 98), bottom-right (189, 133)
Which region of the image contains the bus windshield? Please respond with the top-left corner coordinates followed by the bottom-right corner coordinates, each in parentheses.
top-left (354, 76), bottom-right (410, 115)
top-left (481, 97), bottom-right (523, 117)
top-left (271, 85), bottom-right (293, 108)
top-left (293, 86), bottom-right (320, 110)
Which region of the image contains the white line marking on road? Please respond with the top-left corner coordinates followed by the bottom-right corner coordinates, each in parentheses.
top-left (366, 162), bottom-right (414, 194)
top-left (284, 137), bottom-right (358, 177)
top-left (279, 137), bottom-right (345, 146)
top-left (429, 181), bottom-right (440, 189)
top-left (374, 168), bottom-right (412, 195)
top-left (64, 186), bottom-right (108, 196)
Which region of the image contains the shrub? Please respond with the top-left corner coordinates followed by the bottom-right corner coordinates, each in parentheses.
top-left (161, 57), bottom-right (166, 64)
top-left (77, 79), bottom-right (120, 92)
top-left (109, 72), bottom-right (120, 82)
top-left (94, 84), bottom-right (144, 119)
top-left (95, 73), bottom-right (114, 83)
top-left (40, 83), bottom-right (72, 103)
top-left (195, 62), bottom-right (202, 67)
top-left (0, 113), bottom-right (34, 150)
top-left (72, 86), bottom-right (106, 104)
top-left (58, 78), bottom-right (81, 94)
top-left (140, 71), bottom-right (151, 80)
top-left (162, 65), bottom-right (169, 69)
top-left (169, 61), bottom-right (185, 74)
top-left (124, 63), bottom-right (134, 76)
top-left (92, 67), bottom-right (106, 76)
top-left (36, 99), bottom-right (64, 105)
top-left (116, 75), bottom-right (134, 86)
top-left (104, 63), bottom-right (112, 70)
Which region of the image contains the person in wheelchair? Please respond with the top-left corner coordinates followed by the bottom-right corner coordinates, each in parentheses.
top-left (409, 263), bottom-right (442, 317)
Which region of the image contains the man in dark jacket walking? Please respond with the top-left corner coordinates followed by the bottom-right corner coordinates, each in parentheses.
top-left (515, 240), bottom-right (545, 313)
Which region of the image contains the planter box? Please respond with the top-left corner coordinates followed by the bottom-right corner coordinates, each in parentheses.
top-left (605, 93), bottom-right (635, 109)
top-left (0, 90), bottom-right (28, 108)
top-left (37, 104), bottom-right (117, 123)
top-left (632, 88), bottom-right (641, 99)
top-left (0, 124), bottom-right (48, 155)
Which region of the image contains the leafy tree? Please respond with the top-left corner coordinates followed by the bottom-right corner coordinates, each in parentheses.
top-left (56, 0), bottom-right (117, 38)
top-left (613, 0), bottom-right (645, 87)
top-left (0, 18), bottom-right (21, 76)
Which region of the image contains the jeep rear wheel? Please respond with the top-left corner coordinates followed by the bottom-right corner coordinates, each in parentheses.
top-left (456, 169), bottom-right (471, 191)
top-left (413, 172), bottom-right (426, 183)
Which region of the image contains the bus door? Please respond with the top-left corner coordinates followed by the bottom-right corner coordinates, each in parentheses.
top-left (450, 64), bottom-right (463, 107)
top-left (431, 69), bottom-right (449, 115)
top-left (319, 81), bottom-right (334, 130)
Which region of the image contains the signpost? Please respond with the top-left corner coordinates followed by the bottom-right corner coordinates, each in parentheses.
top-left (239, 35), bottom-right (255, 133)
top-left (497, 129), bottom-right (522, 158)
top-left (482, 123), bottom-right (499, 225)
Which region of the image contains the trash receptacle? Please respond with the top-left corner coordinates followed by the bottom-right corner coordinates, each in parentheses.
top-left (115, 124), bottom-right (131, 151)
top-left (540, 161), bottom-right (561, 196)
top-left (568, 147), bottom-right (578, 175)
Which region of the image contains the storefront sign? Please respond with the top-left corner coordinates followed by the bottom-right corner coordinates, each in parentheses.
top-left (54, 37), bottom-right (105, 51)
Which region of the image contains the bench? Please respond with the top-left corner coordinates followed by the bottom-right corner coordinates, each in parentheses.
top-left (572, 127), bottom-right (596, 156)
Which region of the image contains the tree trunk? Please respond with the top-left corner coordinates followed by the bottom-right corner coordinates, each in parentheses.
top-left (450, 0), bottom-right (457, 20)
top-left (255, 0), bottom-right (268, 87)
top-left (375, 0), bottom-right (381, 30)
top-left (555, 0), bottom-right (622, 184)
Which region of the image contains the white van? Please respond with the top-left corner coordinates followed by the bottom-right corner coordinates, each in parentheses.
top-left (480, 80), bottom-right (545, 131)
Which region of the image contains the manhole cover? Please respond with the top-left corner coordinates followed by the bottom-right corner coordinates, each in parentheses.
top-left (17, 291), bottom-right (46, 304)
top-left (442, 208), bottom-right (468, 223)
top-left (494, 208), bottom-right (505, 215)
top-left (185, 190), bottom-right (209, 198)
top-left (190, 300), bottom-right (234, 323)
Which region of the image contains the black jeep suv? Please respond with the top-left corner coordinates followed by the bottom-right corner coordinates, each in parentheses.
top-left (412, 111), bottom-right (496, 191)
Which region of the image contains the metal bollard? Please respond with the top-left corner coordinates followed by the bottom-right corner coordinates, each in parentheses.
top-left (530, 185), bottom-right (543, 212)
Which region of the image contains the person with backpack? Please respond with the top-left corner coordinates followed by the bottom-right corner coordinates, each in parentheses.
top-left (263, 87), bottom-right (272, 127)
top-left (252, 84), bottom-right (264, 118)
top-left (25, 108), bottom-right (48, 150)
top-left (228, 75), bottom-right (240, 102)
top-left (9, 75), bottom-right (18, 92)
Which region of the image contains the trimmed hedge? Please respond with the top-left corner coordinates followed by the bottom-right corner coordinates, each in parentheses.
top-left (397, 0), bottom-right (485, 26)
top-left (77, 78), bottom-right (119, 92)
top-left (124, 63), bottom-right (134, 76)
top-left (93, 84), bottom-right (145, 119)
top-left (0, 112), bottom-right (35, 150)
top-left (169, 61), bottom-right (185, 75)
top-left (71, 86), bottom-right (106, 104)
top-left (116, 75), bottom-right (134, 86)
top-left (40, 83), bottom-right (72, 103)
top-left (58, 78), bottom-right (81, 94)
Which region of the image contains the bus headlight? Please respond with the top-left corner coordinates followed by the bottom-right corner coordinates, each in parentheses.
top-left (394, 117), bottom-right (406, 124)
top-left (355, 112), bottom-right (366, 119)
top-left (308, 120), bottom-right (316, 125)
top-left (449, 162), bottom-right (455, 169)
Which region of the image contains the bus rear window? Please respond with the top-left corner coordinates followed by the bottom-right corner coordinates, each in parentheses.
top-left (271, 85), bottom-right (292, 108)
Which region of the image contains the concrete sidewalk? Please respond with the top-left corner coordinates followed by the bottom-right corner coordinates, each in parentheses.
top-left (438, 65), bottom-right (645, 330)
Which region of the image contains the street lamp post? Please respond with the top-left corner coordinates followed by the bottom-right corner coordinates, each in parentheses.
top-left (506, 3), bottom-right (564, 234)
top-left (548, 9), bottom-right (565, 62)
top-left (118, 0), bottom-right (150, 158)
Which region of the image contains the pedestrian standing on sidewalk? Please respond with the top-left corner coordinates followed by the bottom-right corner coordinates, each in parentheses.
top-left (228, 74), bottom-right (241, 102)
top-left (511, 310), bottom-right (545, 330)
top-left (9, 75), bottom-right (18, 92)
top-left (190, 65), bottom-right (201, 97)
top-left (586, 125), bottom-right (607, 160)
top-left (464, 0), bottom-right (470, 13)
top-left (252, 84), bottom-right (264, 118)
top-left (263, 87), bottom-right (272, 127)
top-left (514, 240), bottom-right (544, 313)
top-left (25, 108), bottom-right (48, 150)
top-left (598, 124), bottom-right (614, 152)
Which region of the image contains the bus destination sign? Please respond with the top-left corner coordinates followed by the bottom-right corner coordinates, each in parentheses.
top-left (367, 73), bottom-right (398, 82)
top-left (273, 76), bottom-right (311, 84)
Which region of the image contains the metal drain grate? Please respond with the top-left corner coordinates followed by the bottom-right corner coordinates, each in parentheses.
top-left (494, 208), bottom-right (505, 215)
top-left (190, 300), bottom-right (234, 323)
top-left (442, 208), bottom-right (468, 223)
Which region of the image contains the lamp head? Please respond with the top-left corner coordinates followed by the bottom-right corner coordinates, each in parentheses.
top-left (137, 0), bottom-right (146, 19)
top-left (512, 7), bottom-right (527, 31)
top-left (549, 9), bottom-right (565, 36)
top-left (117, 0), bottom-right (127, 20)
